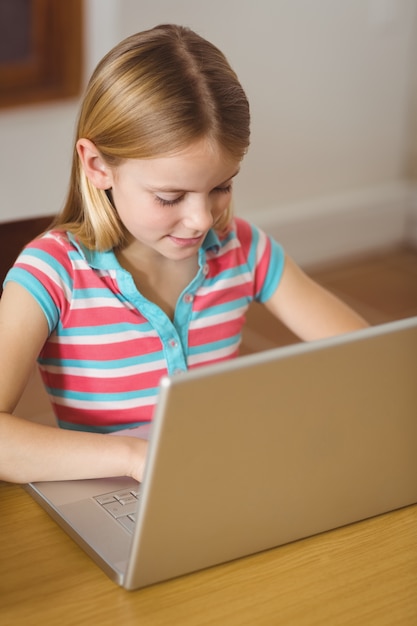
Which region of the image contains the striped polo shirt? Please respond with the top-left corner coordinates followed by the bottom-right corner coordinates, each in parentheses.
top-left (5, 217), bottom-right (285, 432)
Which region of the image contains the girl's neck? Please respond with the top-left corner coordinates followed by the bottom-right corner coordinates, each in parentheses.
top-left (116, 243), bottom-right (199, 320)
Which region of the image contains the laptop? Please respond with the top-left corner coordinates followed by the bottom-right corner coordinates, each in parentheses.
top-left (25, 316), bottom-right (417, 590)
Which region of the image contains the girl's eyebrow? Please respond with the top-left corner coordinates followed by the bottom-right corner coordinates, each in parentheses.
top-left (217, 169), bottom-right (241, 186)
top-left (152, 169), bottom-right (241, 193)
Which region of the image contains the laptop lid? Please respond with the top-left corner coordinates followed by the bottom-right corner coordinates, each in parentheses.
top-left (26, 316), bottom-right (417, 590)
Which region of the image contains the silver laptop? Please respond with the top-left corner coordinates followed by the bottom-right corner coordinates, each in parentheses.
top-left (25, 316), bottom-right (417, 590)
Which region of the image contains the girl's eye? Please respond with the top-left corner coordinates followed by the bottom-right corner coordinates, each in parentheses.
top-left (213, 184), bottom-right (232, 195)
top-left (154, 195), bottom-right (183, 207)
top-left (154, 184), bottom-right (232, 207)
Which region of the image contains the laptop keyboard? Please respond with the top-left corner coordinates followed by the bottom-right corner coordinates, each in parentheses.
top-left (94, 487), bottom-right (141, 534)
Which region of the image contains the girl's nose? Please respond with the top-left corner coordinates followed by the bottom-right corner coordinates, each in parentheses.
top-left (182, 196), bottom-right (214, 232)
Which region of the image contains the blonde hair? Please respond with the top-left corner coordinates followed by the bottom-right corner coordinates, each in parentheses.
top-left (54, 24), bottom-right (250, 250)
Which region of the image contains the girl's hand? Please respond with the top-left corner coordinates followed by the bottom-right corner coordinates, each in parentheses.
top-left (128, 436), bottom-right (149, 483)
top-left (109, 427), bottom-right (150, 482)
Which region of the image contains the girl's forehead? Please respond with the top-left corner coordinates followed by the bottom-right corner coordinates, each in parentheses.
top-left (118, 140), bottom-right (241, 187)
top-left (153, 137), bottom-right (236, 162)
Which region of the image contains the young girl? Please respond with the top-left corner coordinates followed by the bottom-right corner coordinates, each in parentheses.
top-left (0, 24), bottom-right (367, 485)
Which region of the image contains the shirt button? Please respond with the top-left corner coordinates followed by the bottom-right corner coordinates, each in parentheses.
top-left (183, 293), bottom-right (194, 304)
top-left (203, 264), bottom-right (209, 276)
top-left (168, 338), bottom-right (178, 348)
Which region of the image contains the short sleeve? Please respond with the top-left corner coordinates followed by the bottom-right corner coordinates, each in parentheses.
top-left (4, 265), bottom-right (60, 333)
top-left (3, 233), bottom-right (74, 335)
top-left (257, 236), bottom-right (285, 303)
top-left (233, 217), bottom-right (285, 303)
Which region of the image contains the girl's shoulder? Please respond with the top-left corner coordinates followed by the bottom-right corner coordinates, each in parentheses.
top-left (22, 229), bottom-right (84, 264)
top-left (218, 216), bottom-right (271, 253)
top-left (13, 229), bottom-right (87, 283)
top-left (225, 216), bottom-right (267, 240)
top-left (24, 229), bottom-right (75, 253)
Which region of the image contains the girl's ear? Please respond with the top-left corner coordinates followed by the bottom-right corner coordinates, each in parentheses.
top-left (76, 138), bottom-right (113, 189)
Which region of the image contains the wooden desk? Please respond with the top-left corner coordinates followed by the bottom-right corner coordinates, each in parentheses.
top-left (1, 481), bottom-right (416, 625)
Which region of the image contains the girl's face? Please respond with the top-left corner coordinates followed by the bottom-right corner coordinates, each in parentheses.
top-left (106, 139), bottom-right (241, 263)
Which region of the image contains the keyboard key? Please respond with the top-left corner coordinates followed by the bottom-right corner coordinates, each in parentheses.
top-left (95, 493), bottom-right (117, 505)
top-left (118, 515), bottom-right (136, 533)
top-left (94, 487), bottom-right (141, 532)
top-left (102, 500), bottom-right (137, 519)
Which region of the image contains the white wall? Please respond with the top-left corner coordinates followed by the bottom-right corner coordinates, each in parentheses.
top-left (1, 0), bottom-right (417, 262)
top-left (406, 18), bottom-right (417, 180)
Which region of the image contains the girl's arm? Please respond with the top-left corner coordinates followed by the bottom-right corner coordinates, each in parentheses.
top-left (0, 282), bottom-right (147, 484)
top-left (264, 254), bottom-right (369, 341)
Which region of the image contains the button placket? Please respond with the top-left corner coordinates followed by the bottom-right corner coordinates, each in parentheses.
top-left (183, 293), bottom-right (194, 304)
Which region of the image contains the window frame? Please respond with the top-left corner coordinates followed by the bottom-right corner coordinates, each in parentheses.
top-left (0, 0), bottom-right (83, 109)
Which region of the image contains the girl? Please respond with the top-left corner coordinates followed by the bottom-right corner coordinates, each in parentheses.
top-left (0, 24), bottom-right (367, 484)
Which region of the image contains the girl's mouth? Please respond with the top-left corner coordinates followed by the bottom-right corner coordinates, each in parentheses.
top-left (168, 234), bottom-right (204, 248)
